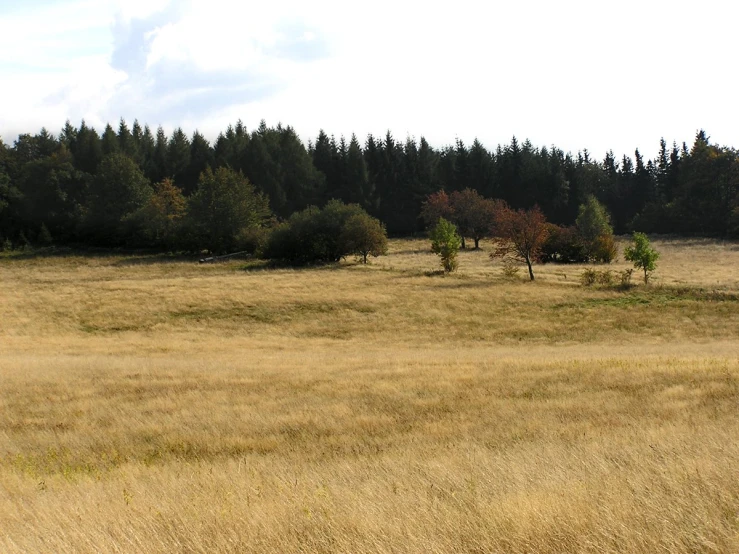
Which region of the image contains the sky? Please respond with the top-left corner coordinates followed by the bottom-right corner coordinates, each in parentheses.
top-left (1, 0), bottom-right (737, 160)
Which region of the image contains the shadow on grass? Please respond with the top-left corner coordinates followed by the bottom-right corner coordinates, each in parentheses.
top-left (0, 246), bottom-right (199, 266)
top-left (240, 259), bottom-right (348, 273)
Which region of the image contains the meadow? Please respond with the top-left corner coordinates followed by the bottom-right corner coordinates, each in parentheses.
top-left (1, 237), bottom-right (739, 553)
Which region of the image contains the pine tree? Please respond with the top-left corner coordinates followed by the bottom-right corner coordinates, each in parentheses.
top-left (167, 128), bottom-right (191, 188)
top-left (118, 118), bottom-right (137, 160)
top-left (184, 131), bottom-right (214, 195)
top-left (345, 134), bottom-right (369, 207)
top-left (101, 124), bottom-right (119, 156)
top-left (72, 121), bottom-right (102, 174)
top-left (152, 126), bottom-right (169, 183)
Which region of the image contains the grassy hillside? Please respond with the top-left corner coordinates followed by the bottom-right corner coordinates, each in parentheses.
top-left (1, 238), bottom-right (738, 553)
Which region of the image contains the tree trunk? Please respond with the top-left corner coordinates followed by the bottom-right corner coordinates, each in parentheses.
top-left (644, 267), bottom-right (648, 284)
top-left (363, 252), bottom-right (368, 264)
top-left (474, 237), bottom-right (480, 249)
top-left (461, 236), bottom-right (466, 249)
top-left (526, 256), bottom-right (535, 281)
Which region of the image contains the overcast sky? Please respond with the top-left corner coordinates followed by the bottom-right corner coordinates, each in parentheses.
top-left (1, 0), bottom-right (736, 160)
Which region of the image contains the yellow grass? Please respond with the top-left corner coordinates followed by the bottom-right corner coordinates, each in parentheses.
top-left (1, 237), bottom-right (739, 553)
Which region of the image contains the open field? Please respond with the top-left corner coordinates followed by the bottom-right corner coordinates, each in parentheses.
top-left (2, 237), bottom-right (739, 553)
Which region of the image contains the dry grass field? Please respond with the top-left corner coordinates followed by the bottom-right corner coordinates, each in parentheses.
top-left (1, 237), bottom-right (739, 553)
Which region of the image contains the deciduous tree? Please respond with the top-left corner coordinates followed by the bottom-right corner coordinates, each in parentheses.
top-left (490, 204), bottom-right (549, 281)
top-left (187, 167), bottom-right (270, 253)
top-left (624, 232), bottom-right (659, 284)
top-left (430, 217), bottom-right (461, 273)
top-left (340, 213), bottom-right (388, 264)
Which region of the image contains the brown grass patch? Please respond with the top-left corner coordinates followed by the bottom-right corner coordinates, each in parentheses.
top-left (1, 238), bottom-right (738, 552)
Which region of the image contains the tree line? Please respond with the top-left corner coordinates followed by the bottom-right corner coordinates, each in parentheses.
top-left (1, 119), bottom-right (738, 251)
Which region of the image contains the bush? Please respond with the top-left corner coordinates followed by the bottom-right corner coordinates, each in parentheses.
top-left (581, 269), bottom-right (617, 287)
top-left (580, 268), bottom-right (597, 286)
top-left (37, 223), bottom-right (53, 246)
top-left (591, 234), bottom-right (618, 263)
top-left (430, 218), bottom-right (461, 273)
top-left (540, 224), bottom-right (587, 263)
top-left (235, 225), bottom-right (271, 256)
top-left (619, 268), bottom-right (634, 288)
top-left (575, 196), bottom-right (618, 263)
top-left (595, 269), bottom-right (614, 286)
top-left (264, 200), bottom-right (386, 265)
top-left (501, 260), bottom-right (521, 280)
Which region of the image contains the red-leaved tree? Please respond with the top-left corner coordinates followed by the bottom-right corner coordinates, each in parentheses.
top-left (421, 189), bottom-right (500, 249)
top-left (490, 204), bottom-right (550, 281)
top-left (420, 190), bottom-right (454, 227)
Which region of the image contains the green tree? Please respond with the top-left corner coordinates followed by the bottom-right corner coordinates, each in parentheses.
top-left (183, 131), bottom-right (213, 195)
top-left (187, 167), bottom-right (270, 253)
top-left (17, 146), bottom-right (84, 240)
top-left (340, 212), bottom-right (388, 264)
top-left (71, 121), bottom-right (102, 174)
top-left (264, 200), bottom-right (369, 264)
top-left (168, 128), bottom-right (191, 188)
top-left (101, 124), bottom-right (119, 156)
top-left (576, 195), bottom-right (617, 262)
top-left (430, 217), bottom-right (461, 273)
top-left (624, 232), bottom-right (659, 284)
top-left (84, 153), bottom-right (152, 243)
top-left (0, 140), bottom-right (22, 242)
top-left (346, 134), bottom-right (370, 206)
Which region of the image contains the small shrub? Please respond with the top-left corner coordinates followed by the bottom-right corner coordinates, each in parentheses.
top-left (235, 226), bottom-right (270, 256)
top-left (501, 260), bottom-right (521, 280)
top-left (580, 268), bottom-right (597, 286)
top-left (37, 224), bottom-right (53, 246)
top-left (595, 270), bottom-right (614, 286)
top-left (619, 268), bottom-right (634, 288)
top-left (591, 234), bottom-right (618, 263)
top-left (430, 218), bottom-right (461, 273)
top-left (540, 224), bottom-right (587, 263)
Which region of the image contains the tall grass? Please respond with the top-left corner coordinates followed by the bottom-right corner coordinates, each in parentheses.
top-left (1, 237), bottom-right (738, 552)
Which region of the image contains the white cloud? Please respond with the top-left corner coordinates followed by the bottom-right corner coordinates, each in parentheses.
top-left (1, 0), bottom-right (738, 158)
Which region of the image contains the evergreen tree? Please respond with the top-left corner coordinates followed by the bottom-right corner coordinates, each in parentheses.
top-left (167, 127), bottom-right (191, 188)
top-left (59, 121), bottom-right (77, 151)
top-left (101, 124), bottom-right (119, 156)
top-left (118, 118), bottom-right (137, 160)
top-left (152, 126), bottom-right (169, 183)
top-left (36, 128), bottom-right (58, 157)
top-left (183, 131), bottom-right (214, 195)
top-left (345, 134), bottom-right (369, 206)
top-left (139, 125), bottom-right (156, 181)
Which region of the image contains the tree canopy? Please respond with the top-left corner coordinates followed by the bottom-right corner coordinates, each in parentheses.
top-left (2, 121), bottom-right (738, 250)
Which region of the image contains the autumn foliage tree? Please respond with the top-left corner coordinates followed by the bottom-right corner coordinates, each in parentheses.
top-left (490, 204), bottom-right (549, 281)
top-left (137, 178), bottom-right (187, 249)
top-left (421, 188), bottom-right (499, 249)
top-left (420, 190), bottom-right (454, 228)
